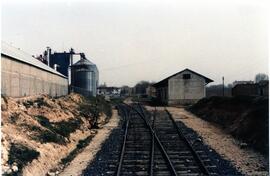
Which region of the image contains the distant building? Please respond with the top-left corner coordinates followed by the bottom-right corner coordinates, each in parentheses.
top-left (97, 86), bottom-right (121, 97)
top-left (120, 86), bottom-right (132, 96)
top-left (232, 84), bottom-right (259, 96)
top-left (146, 86), bottom-right (156, 98)
top-left (153, 68), bottom-right (213, 105)
top-left (232, 81), bottom-right (254, 87)
top-left (232, 80), bottom-right (268, 97)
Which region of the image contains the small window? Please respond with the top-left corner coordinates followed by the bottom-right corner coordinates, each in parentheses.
top-left (183, 74), bottom-right (191, 79)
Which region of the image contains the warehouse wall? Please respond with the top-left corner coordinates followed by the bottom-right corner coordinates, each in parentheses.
top-left (1, 55), bottom-right (68, 97)
top-left (168, 70), bottom-right (206, 105)
top-left (156, 86), bottom-right (168, 104)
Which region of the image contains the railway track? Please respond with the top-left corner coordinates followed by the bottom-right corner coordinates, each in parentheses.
top-left (115, 103), bottom-right (218, 176)
top-left (116, 104), bottom-right (152, 175)
top-left (84, 103), bottom-right (241, 176)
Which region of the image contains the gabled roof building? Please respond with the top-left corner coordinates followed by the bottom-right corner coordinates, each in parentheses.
top-left (153, 68), bottom-right (213, 105)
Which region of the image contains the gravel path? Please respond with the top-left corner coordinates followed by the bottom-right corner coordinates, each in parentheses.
top-left (83, 122), bottom-right (123, 175)
top-left (165, 107), bottom-right (269, 176)
top-left (59, 110), bottom-right (120, 176)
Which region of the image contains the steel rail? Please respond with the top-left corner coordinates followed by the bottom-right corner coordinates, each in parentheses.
top-left (149, 107), bottom-right (156, 176)
top-left (134, 103), bottom-right (178, 176)
top-left (165, 108), bottom-right (210, 175)
top-left (116, 105), bottom-right (130, 176)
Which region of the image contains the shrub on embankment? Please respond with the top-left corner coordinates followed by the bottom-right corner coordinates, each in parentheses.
top-left (187, 96), bottom-right (269, 155)
top-left (79, 95), bottom-right (112, 128)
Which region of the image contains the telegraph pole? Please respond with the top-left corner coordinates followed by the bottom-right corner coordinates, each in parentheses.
top-left (222, 76), bottom-right (225, 96)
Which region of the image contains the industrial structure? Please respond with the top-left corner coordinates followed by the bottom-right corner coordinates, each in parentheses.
top-left (153, 68), bottom-right (213, 105)
top-left (39, 47), bottom-right (99, 97)
top-left (1, 41), bottom-right (68, 97)
top-left (232, 80), bottom-right (269, 97)
top-left (70, 54), bottom-right (99, 97)
top-left (46, 48), bottom-right (75, 77)
top-left (1, 41), bottom-right (99, 98)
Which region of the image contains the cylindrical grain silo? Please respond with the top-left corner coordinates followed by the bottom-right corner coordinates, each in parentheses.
top-left (70, 58), bottom-right (98, 97)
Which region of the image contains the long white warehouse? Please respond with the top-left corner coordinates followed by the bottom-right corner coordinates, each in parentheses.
top-left (1, 41), bottom-right (68, 97)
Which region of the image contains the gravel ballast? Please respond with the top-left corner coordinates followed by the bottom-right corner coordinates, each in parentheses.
top-left (84, 106), bottom-right (244, 175)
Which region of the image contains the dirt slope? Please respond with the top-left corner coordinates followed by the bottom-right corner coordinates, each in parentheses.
top-left (187, 96), bottom-right (268, 155)
top-left (1, 93), bottom-right (110, 176)
top-left (59, 109), bottom-right (120, 176)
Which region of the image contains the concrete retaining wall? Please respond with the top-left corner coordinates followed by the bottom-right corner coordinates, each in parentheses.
top-left (1, 55), bottom-right (68, 97)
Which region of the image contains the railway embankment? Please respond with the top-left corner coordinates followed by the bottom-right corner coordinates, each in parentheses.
top-left (187, 96), bottom-right (268, 155)
top-left (1, 93), bottom-right (112, 176)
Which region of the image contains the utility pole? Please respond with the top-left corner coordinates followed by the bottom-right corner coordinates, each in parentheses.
top-left (222, 76), bottom-right (225, 96)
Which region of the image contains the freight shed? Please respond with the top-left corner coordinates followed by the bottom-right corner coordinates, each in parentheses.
top-left (1, 42), bottom-right (68, 97)
top-left (153, 68), bottom-right (213, 105)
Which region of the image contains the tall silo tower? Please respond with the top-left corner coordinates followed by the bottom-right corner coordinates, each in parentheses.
top-left (70, 54), bottom-right (98, 97)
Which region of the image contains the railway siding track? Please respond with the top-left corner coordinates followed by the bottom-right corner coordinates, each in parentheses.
top-left (153, 109), bottom-right (216, 175)
top-left (83, 103), bottom-right (242, 176)
top-left (116, 108), bottom-right (152, 175)
top-left (115, 103), bottom-right (218, 176)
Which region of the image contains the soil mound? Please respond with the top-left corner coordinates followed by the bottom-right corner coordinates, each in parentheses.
top-left (1, 93), bottom-right (111, 175)
top-left (187, 96), bottom-right (269, 155)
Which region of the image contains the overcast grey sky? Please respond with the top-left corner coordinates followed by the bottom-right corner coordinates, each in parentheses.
top-left (2, 0), bottom-right (269, 86)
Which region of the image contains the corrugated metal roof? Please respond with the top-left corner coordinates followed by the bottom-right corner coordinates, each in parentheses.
top-left (1, 41), bottom-right (67, 78)
top-left (72, 58), bottom-right (96, 66)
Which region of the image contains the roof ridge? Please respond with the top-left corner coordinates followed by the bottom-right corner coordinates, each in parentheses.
top-left (153, 68), bottom-right (213, 87)
top-left (1, 41), bottom-right (67, 78)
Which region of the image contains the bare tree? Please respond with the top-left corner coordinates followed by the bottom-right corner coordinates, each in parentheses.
top-left (134, 81), bottom-right (152, 95)
top-left (206, 84), bottom-right (232, 97)
top-left (255, 73), bottom-right (269, 83)
top-left (120, 85), bottom-right (130, 95)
